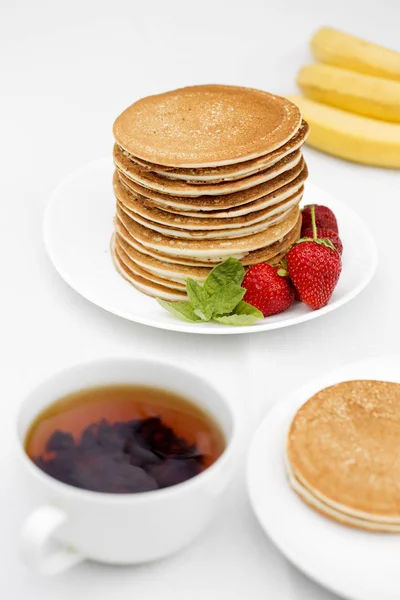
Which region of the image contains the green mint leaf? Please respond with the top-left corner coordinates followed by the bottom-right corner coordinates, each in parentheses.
top-left (186, 278), bottom-right (213, 321)
top-left (214, 301), bottom-right (264, 325)
top-left (157, 299), bottom-right (202, 322)
top-left (232, 300), bottom-right (264, 318)
top-left (214, 313), bottom-right (261, 326)
top-left (158, 260), bottom-right (265, 327)
top-left (203, 257), bottom-right (245, 295)
top-left (211, 283), bottom-right (246, 316)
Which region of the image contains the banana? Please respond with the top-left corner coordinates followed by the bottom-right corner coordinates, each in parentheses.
top-left (288, 95), bottom-right (400, 168)
top-left (311, 28), bottom-right (400, 82)
top-left (297, 64), bottom-right (400, 122)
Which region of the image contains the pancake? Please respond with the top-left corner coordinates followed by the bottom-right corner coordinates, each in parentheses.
top-left (115, 213), bottom-right (301, 267)
top-left (116, 233), bottom-right (210, 283)
top-left (287, 380), bottom-right (400, 530)
top-left (241, 216), bottom-right (301, 265)
top-left (113, 85), bottom-right (302, 167)
top-left (114, 146), bottom-right (302, 197)
top-left (115, 218), bottom-right (221, 266)
top-left (118, 159), bottom-right (306, 212)
top-left (126, 121), bottom-right (309, 183)
top-left (112, 238), bottom-right (186, 301)
top-left (115, 219), bottom-right (299, 285)
top-left (114, 238), bottom-right (187, 291)
top-left (114, 172), bottom-right (303, 230)
top-left (137, 170), bottom-right (308, 219)
top-left (286, 460), bottom-right (400, 533)
top-left (115, 203), bottom-right (300, 259)
top-left (117, 199), bottom-right (295, 240)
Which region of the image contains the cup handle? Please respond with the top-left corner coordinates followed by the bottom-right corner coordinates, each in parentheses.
top-left (20, 505), bottom-right (84, 575)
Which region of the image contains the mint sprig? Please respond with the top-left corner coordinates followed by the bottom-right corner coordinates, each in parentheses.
top-left (157, 258), bottom-right (263, 326)
top-left (186, 278), bottom-right (214, 321)
top-left (203, 258), bottom-right (245, 294)
top-left (158, 299), bottom-right (203, 322)
top-left (214, 300), bottom-right (263, 325)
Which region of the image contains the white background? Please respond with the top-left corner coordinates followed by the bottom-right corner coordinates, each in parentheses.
top-left (1, 0), bottom-right (400, 598)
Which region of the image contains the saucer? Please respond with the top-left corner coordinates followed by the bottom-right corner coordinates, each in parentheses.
top-left (247, 354), bottom-right (400, 600)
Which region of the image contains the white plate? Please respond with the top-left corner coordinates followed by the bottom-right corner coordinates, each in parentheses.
top-left (247, 354), bottom-right (400, 600)
top-left (43, 159), bottom-right (377, 335)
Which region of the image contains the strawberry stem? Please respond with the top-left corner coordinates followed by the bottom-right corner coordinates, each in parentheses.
top-left (311, 205), bottom-right (317, 240)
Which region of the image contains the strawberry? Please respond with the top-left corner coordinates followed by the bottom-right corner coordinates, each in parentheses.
top-left (285, 205), bottom-right (342, 309)
top-left (286, 241), bottom-right (341, 309)
top-left (242, 263), bottom-right (295, 317)
top-left (301, 205), bottom-right (338, 233)
top-left (302, 226), bottom-right (343, 255)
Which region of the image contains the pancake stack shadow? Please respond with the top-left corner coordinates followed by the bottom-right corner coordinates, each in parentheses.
top-left (111, 85), bottom-right (309, 300)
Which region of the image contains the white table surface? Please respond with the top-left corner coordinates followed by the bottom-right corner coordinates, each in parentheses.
top-left (1, 0), bottom-right (400, 598)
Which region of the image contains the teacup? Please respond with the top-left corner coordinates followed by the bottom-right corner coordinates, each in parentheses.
top-left (15, 358), bottom-right (236, 575)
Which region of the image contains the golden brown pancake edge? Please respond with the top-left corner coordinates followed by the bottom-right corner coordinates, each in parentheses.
top-left (113, 85), bottom-right (301, 167)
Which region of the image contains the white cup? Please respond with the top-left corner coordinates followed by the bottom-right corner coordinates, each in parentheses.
top-left (15, 358), bottom-right (237, 575)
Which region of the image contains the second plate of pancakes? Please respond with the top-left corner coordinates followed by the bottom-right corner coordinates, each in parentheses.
top-left (247, 355), bottom-right (400, 600)
top-left (43, 158), bottom-right (376, 334)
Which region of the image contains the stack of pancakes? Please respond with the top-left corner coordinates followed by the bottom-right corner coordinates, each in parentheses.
top-left (287, 380), bottom-right (400, 532)
top-left (111, 85), bottom-right (308, 300)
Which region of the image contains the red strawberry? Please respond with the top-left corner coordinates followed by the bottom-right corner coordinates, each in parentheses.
top-left (302, 226), bottom-right (343, 255)
top-left (286, 241), bottom-right (342, 309)
top-left (302, 205), bottom-right (338, 233)
top-left (242, 263), bottom-right (295, 317)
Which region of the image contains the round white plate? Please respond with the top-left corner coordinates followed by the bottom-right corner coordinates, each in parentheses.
top-left (43, 159), bottom-right (377, 335)
top-left (247, 354), bottom-right (400, 600)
